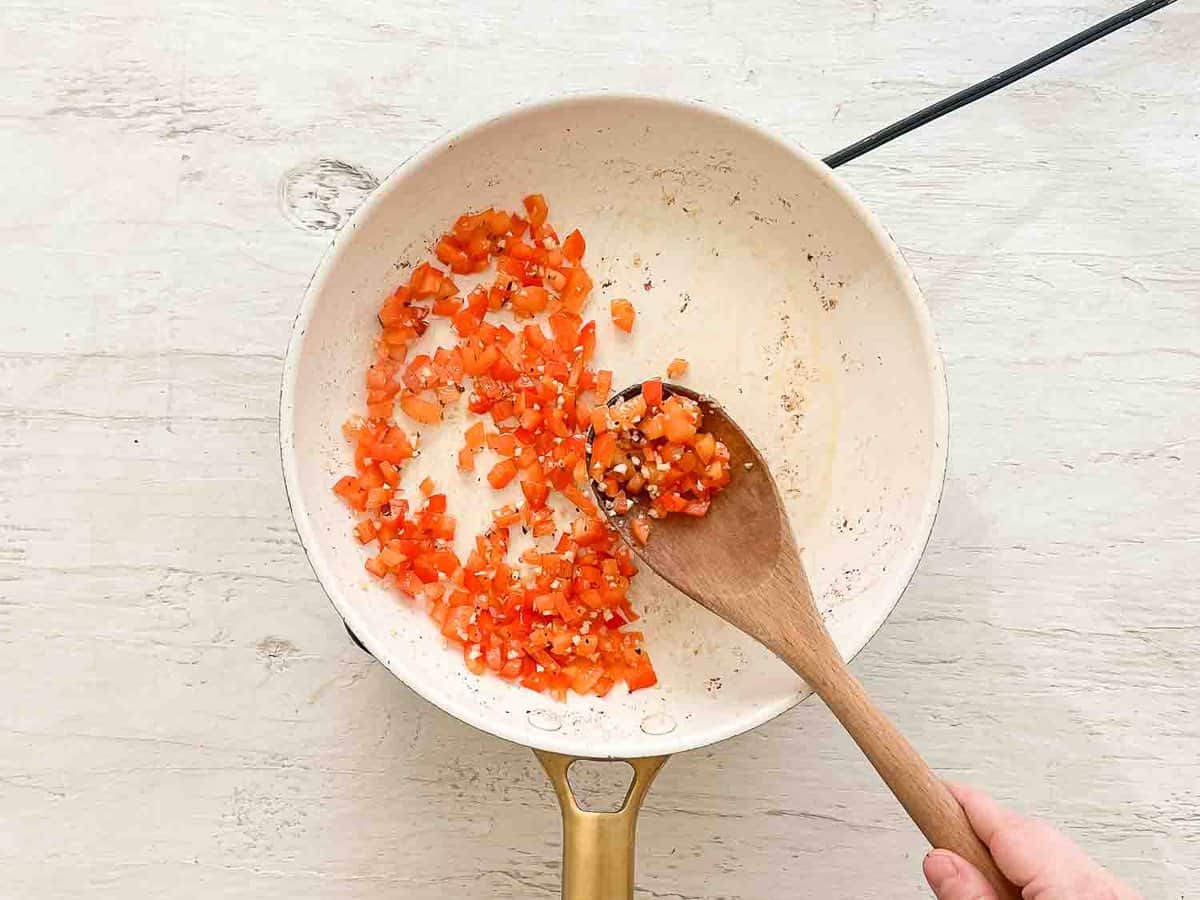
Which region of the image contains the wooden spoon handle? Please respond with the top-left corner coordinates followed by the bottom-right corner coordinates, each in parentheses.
top-left (805, 662), bottom-right (1022, 900)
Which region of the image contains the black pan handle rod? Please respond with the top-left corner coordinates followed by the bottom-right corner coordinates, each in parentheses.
top-left (823, 0), bottom-right (1178, 169)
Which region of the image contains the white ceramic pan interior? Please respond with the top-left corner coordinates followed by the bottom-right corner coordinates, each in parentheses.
top-left (281, 95), bottom-right (948, 762)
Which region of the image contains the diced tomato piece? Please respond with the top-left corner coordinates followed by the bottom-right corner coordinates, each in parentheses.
top-left (366, 486), bottom-right (393, 511)
top-left (429, 514), bottom-right (456, 541)
top-left (571, 516), bottom-right (607, 547)
top-left (435, 237), bottom-right (472, 274)
top-left (519, 407), bottom-right (544, 430)
top-left (443, 606), bottom-right (473, 643)
top-left (546, 312), bottom-right (578, 352)
top-left (590, 431), bottom-right (617, 467)
top-left (610, 298), bottom-right (635, 332)
top-left (561, 229), bottom-right (585, 264)
top-left (570, 663), bottom-right (604, 695)
top-left (642, 378), bottom-right (663, 408)
top-left (483, 208), bottom-right (512, 236)
top-left (487, 458), bottom-right (518, 489)
top-left (490, 351), bottom-right (520, 383)
top-left (561, 267), bottom-right (593, 315)
top-left (520, 478), bottom-right (550, 509)
top-left (453, 307), bottom-right (482, 337)
top-left (333, 476), bottom-right (367, 511)
top-left (409, 262), bottom-right (446, 299)
top-left (562, 484), bottom-right (599, 518)
top-left (590, 408), bottom-right (609, 436)
top-left (378, 544), bottom-right (405, 569)
top-left (499, 655), bottom-right (523, 680)
top-left (533, 223), bottom-right (559, 247)
top-left (400, 393), bottom-right (442, 424)
top-left (490, 398), bottom-right (516, 425)
top-left (487, 432), bottom-right (517, 457)
top-left (625, 660), bottom-right (657, 691)
top-left (663, 409), bottom-right (697, 444)
top-left (430, 548), bottom-right (459, 575)
top-left (464, 421), bottom-right (486, 450)
top-left (461, 342), bottom-right (500, 375)
top-left (492, 504), bottom-right (521, 528)
top-left (463, 645), bottom-right (487, 675)
top-left (432, 296), bottom-right (464, 317)
top-left (512, 286), bottom-right (549, 317)
top-left (523, 194), bottom-right (548, 228)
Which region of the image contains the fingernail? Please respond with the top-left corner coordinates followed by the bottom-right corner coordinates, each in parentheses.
top-left (924, 850), bottom-right (959, 889)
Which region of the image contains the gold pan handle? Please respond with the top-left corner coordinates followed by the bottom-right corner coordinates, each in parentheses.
top-left (535, 750), bottom-right (669, 900)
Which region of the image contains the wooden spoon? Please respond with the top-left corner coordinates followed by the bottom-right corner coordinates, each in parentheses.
top-left (590, 383), bottom-right (1020, 900)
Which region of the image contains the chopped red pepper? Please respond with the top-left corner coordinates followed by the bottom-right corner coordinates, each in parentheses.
top-left (589, 390), bottom-right (731, 544)
top-left (332, 195), bottom-right (662, 699)
top-left (610, 298), bottom-right (636, 333)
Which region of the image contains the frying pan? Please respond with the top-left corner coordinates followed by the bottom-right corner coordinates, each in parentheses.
top-left (281, 94), bottom-right (946, 896)
top-left (279, 6), bottom-right (1174, 893)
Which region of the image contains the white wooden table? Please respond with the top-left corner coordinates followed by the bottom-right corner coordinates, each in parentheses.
top-left (3, 1), bottom-right (1197, 897)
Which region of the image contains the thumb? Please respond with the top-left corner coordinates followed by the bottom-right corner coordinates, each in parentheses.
top-left (924, 849), bottom-right (1001, 900)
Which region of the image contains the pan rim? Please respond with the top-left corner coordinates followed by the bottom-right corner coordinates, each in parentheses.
top-left (279, 92), bottom-right (950, 758)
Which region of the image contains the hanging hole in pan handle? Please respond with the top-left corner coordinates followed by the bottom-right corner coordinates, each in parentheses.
top-left (536, 750), bottom-right (668, 900)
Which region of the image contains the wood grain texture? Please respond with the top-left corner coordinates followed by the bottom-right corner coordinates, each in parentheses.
top-left (610, 398), bottom-right (1016, 897)
top-left (1, 1), bottom-right (1197, 898)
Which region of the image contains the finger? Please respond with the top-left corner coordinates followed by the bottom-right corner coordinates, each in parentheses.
top-left (923, 849), bottom-right (999, 900)
top-left (945, 782), bottom-right (1024, 846)
top-left (946, 782), bottom-right (1093, 888)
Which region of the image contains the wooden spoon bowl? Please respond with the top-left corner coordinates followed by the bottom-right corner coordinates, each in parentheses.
top-left (591, 383), bottom-right (799, 657)
top-left (590, 382), bottom-right (1021, 900)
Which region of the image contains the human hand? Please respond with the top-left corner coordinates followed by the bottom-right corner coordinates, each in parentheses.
top-left (923, 783), bottom-right (1142, 900)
